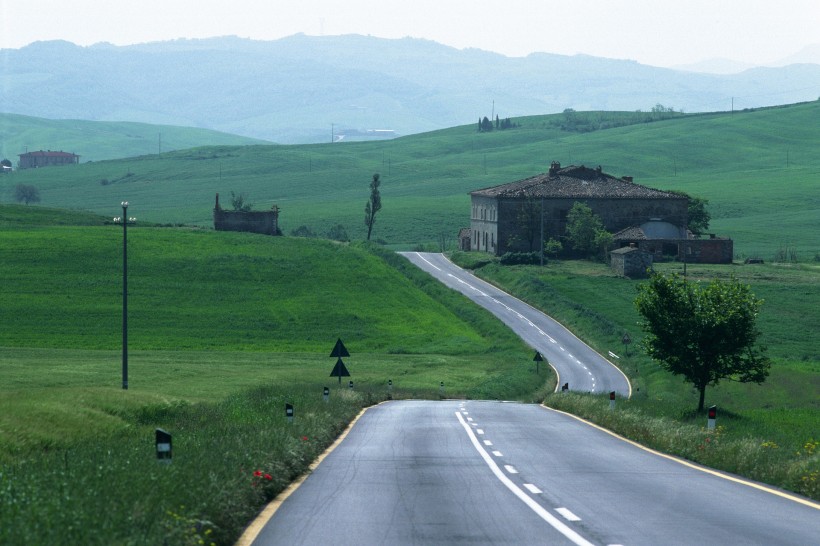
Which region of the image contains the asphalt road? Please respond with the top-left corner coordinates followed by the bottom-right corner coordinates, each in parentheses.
top-left (399, 252), bottom-right (630, 397)
top-left (250, 400), bottom-right (819, 545)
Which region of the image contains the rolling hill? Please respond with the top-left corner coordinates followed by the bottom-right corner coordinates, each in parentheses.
top-left (0, 113), bottom-right (269, 163)
top-left (2, 101), bottom-right (818, 259)
top-left (2, 35), bottom-right (820, 144)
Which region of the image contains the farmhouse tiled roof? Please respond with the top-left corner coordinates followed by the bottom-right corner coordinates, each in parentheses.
top-left (18, 150), bottom-right (80, 158)
top-left (470, 163), bottom-right (681, 200)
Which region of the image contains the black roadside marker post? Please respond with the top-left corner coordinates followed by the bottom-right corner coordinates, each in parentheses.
top-left (348, 380), bottom-right (354, 390)
top-left (155, 428), bottom-right (172, 464)
top-left (561, 382), bottom-right (569, 392)
top-left (323, 386), bottom-right (329, 402)
top-left (439, 381), bottom-right (445, 398)
top-left (387, 379), bottom-right (393, 400)
top-left (708, 405), bottom-right (717, 430)
top-left (609, 391), bottom-right (616, 411)
top-left (286, 403), bottom-right (294, 424)
top-left (533, 351), bottom-right (543, 374)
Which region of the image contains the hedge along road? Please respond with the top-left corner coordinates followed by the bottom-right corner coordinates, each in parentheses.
top-left (399, 252), bottom-right (630, 397)
top-left (247, 400), bottom-right (820, 545)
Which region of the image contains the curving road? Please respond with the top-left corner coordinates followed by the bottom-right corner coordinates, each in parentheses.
top-left (248, 400), bottom-right (820, 545)
top-left (399, 252), bottom-right (630, 397)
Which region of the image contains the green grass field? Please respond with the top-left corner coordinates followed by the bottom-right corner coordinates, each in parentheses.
top-left (3, 101), bottom-right (819, 259)
top-left (0, 208), bottom-right (552, 544)
top-left (0, 112), bottom-right (268, 163)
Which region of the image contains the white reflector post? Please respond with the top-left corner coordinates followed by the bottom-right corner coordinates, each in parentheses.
top-left (323, 386), bottom-right (329, 402)
top-left (708, 405), bottom-right (716, 430)
top-left (286, 403), bottom-right (294, 424)
top-left (155, 428), bottom-right (172, 463)
top-left (609, 391), bottom-right (616, 410)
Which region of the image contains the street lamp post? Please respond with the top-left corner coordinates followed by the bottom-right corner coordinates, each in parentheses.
top-left (114, 202), bottom-right (135, 389)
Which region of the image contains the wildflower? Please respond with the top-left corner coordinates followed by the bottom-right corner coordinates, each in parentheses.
top-left (301, 436), bottom-right (309, 441)
top-left (264, 473), bottom-right (273, 480)
top-left (253, 470), bottom-right (263, 477)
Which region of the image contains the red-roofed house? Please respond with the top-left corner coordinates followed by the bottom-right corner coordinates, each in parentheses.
top-left (18, 150), bottom-right (80, 169)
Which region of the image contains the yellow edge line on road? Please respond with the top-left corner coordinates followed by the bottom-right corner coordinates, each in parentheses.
top-left (235, 404), bottom-right (375, 546)
top-left (542, 404), bottom-right (820, 510)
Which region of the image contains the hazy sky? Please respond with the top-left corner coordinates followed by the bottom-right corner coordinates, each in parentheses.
top-left (1, 0), bottom-right (818, 67)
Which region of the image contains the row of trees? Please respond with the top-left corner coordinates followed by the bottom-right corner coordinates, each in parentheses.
top-left (478, 115), bottom-right (518, 132)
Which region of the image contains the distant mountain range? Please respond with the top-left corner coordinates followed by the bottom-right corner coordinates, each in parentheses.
top-left (2, 34), bottom-right (819, 144)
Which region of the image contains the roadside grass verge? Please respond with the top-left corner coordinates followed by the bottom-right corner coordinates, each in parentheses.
top-left (0, 384), bottom-right (366, 546)
top-left (544, 393), bottom-right (818, 501)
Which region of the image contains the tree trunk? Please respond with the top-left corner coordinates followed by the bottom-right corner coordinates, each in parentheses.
top-left (697, 384), bottom-right (706, 412)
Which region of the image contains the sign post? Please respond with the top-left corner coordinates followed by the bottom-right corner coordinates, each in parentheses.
top-left (533, 351), bottom-right (543, 374)
top-left (329, 357), bottom-right (350, 385)
top-left (329, 339), bottom-right (351, 385)
top-left (622, 333), bottom-right (632, 356)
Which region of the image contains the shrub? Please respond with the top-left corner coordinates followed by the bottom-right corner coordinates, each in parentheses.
top-left (500, 251), bottom-right (541, 265)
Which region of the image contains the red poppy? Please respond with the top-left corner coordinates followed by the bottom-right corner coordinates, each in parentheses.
top-left (301, 436), bottom-right (309, 441)
top-left (253, 470), bottom-right (263, 477)
top-left (264, 473), bottom-right (273, 480)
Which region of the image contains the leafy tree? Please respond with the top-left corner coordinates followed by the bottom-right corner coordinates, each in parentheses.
top-left (635, 273), bottom-right (770, 411)
top-left (669, 190), bottom-right (711, 237)
top-left (364, 173), bottom-right (382, 241)
top-left (565, 202), bottom-right (610, 258)
top-left (479, 116), bottom-right (493, 132)
top-left (230, 191), bottom-right (253, 212)
top-left (14, 184), bottom-right (40, 205)
top-left (544, 237), bottom-right (563, 258)
top-left (290, 225), bottom-right (316, 238)
top-left (326, 224), bottom-right (349, 242)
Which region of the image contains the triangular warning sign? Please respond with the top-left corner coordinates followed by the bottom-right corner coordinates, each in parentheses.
top-left (330, 357), bottom-right (350, 378)
top-left (533, 351), bottom-right (544, 362)
top-left (329, 338), bottom-right (350, 358)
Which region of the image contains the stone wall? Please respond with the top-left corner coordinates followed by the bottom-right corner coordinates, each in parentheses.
top-left (213, 194), bottom-right (280, 236)
top-left (492, 196), bottom-right (688, 255)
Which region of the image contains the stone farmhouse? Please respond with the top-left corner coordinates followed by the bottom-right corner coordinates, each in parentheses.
top-left (213, 193), bottom-right (281, 236)
top-left (18, 150), bottom-right (80, 169)
top-left (468, 162), bottom-right (732, 264)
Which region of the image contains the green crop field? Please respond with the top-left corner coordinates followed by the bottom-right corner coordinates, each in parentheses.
top-left (3, 101), bottom-right (819, 259)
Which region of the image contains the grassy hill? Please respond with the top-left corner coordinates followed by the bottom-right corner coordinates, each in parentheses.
top-left (3, 102), bottom-right (818, 260)
top-left (0, 209), bottom-right (538, 455)
top-left (0, 112), bottom-right (270, 163)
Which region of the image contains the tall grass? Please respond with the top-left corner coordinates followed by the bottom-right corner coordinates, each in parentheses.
top-left (0, 384), bottom-right (367, 545)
